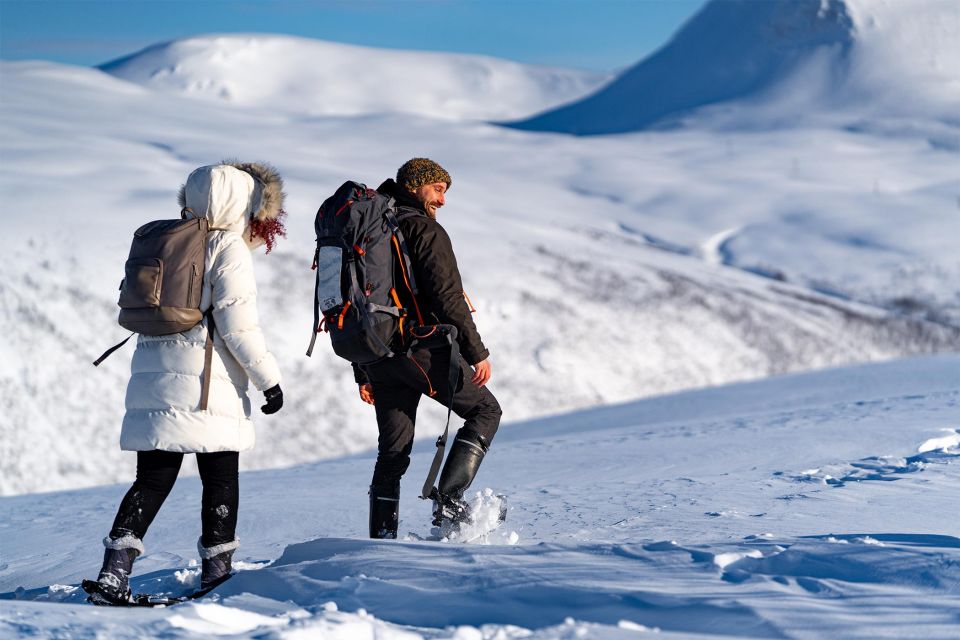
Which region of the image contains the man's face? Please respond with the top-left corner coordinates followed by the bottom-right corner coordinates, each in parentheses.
top-left (413, 182), bottom-right (447, 218)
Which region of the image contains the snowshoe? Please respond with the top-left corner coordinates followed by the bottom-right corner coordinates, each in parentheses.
top-left (81, 578), bottom-right (132, 606)
top-left (130, 574), bottom-right (231, 607)
top-left (430, 489), bottom-right (508, 542)
top-left (432, 491), bottom-right (471, 529)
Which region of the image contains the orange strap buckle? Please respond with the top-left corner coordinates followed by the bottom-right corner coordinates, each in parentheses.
top-left (337, 301), bottom-right (352, 330)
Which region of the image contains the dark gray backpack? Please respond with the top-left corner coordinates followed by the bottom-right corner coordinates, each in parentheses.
top-left (306, 181), bottom-right (420, 364)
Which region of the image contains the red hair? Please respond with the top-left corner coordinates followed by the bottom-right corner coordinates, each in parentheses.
top-left (249, 210), bottom-right (287, 254)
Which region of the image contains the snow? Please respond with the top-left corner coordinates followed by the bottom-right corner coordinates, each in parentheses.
top-left (2, 355), bottom-right (959, 638)
top-left (99, 34), bottom-right (611, 122)
top-left (918, 429), bottom-right (960, 454)
top-left (3, 1), bottom-right (960, 633)
top-left (512, 0), bottom-right (959, 134)
top-left (2, 41), bottom-right (958, 495)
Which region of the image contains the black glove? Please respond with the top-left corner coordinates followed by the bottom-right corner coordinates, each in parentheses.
top-left (261, 384), bottom-right (283, 415)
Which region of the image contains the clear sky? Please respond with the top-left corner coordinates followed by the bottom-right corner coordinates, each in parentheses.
top-left (0, 0), bottom-right (706, 72)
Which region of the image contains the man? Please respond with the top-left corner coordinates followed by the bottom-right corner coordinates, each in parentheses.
top-left (357, 157), bottom-right (502, 539)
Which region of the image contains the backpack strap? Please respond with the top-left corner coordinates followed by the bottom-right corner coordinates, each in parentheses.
top-left (419, 327), bottom-right (462, 500)
top-left (384, 207), bottom-right (420, 296)
top-left (306, 245), bottom-right (321, 357)
top-left (92, 333), bottom-right (135, 366)
top-left (200, 311), bottom-right (215, 411)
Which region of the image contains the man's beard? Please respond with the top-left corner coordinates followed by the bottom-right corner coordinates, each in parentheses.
top-left (424, 202), bottom-right (440, 219)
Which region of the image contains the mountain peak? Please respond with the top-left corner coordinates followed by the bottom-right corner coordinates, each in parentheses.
top-left (508, 0), bottom-right (958, 134)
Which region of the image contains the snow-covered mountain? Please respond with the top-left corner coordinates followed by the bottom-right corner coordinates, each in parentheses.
top-left (512, 0), bottom-right (960, 134)
top-left (3, 0), bottom-right (959, 497)
top-left (99, 34), bottom-right (611, 121)
top-left (3, 355), bottom-right (959, 637)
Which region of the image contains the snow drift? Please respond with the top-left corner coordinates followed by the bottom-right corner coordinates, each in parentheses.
top-left (2, 355), bottom-right (959, 638)
top-left (2, 2), bottom-right (959, 495)
top-left (511, 0), bottom-right (960, 134)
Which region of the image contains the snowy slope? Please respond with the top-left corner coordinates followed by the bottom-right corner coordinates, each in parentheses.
top-left (2, 36), bottom-right (959, 496)
top-left (512, 0), bottom-right (960, 134)
top-left (99, 34), bottom-right (611, 121)
top-left (2, 355), bottom-right (959, 638)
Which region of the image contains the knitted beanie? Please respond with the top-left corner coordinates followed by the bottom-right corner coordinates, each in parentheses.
top-left (396, 158), bottom-right (452, 191)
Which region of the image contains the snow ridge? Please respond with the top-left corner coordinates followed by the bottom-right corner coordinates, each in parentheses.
top-left (99, 34), bottom-right (611, 121)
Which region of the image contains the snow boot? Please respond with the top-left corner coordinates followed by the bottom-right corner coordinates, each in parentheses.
top-left (84, 535), bottom-right (144, 605)
top-left (369, 483), bottom-right (400, 539)
top-left (432, 430), bottom-right (488, 527)
top-left (198, 538), bottom-right (239, 589)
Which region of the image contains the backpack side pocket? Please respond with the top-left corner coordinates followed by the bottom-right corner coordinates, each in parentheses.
top-left (119, 257), bottom-right (163, 309)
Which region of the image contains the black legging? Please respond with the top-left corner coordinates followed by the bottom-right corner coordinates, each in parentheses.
top-left (109, 450), bottom-right (239, 548)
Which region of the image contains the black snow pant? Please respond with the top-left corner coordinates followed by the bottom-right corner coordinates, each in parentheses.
top-left (364, 346), bottom-right (502, 494)
top-left (109, 450), bottom-right (239, 548)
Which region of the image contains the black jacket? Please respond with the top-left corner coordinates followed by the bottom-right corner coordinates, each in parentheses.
top-left (354, 180), bottom-right (489, 382)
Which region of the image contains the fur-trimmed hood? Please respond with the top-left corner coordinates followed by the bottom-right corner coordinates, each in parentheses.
top-left (221, 160), bottom-right (285, 222)
top-left (178, 162), bottom-right (285, 246)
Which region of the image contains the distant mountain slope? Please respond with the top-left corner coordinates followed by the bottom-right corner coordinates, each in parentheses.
top-left (1, 58), bottom-right (958, 495)
top-left (511, 0), bottom-right (960, 134)
top-left (99, 34), bottom-right (611, 121)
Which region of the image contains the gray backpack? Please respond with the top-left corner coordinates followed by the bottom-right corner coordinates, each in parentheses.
top-left (117, 217), bottom-right (208, 335)
top-left (95, 216), bottom-right (217, 408)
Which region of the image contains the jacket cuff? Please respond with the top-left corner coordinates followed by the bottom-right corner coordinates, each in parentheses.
top-left (463, 347), bottom-right (490, 367)
top-left (353, 363), bottom-right (369, 384)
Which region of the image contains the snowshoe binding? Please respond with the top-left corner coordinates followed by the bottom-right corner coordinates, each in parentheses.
top-left (432, 490), bottom-right (471, 534)
top-left (83, 541), bottom-right (141, 606)
top-left (82, 578), bottom-right (132, 606)
top-left (429, 488), bottom-right (508, 542)
top-left (129, 574), bottom-right (232, 607)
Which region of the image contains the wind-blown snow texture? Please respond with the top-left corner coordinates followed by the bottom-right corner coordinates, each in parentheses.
top-left (2, 0), bottom-right (959, 501)
top-left (2, 356), bottom-right (959, 638)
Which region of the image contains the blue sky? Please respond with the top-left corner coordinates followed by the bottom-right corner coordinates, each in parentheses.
top-left (1, 0), bottom-right (705, 71)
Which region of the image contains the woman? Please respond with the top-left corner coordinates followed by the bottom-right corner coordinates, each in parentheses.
top-left (85, 162), bottom-right (286, 605)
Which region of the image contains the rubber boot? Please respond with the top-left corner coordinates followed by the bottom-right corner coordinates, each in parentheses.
top-left (85, 535), bottom-right (144, 605)
top-left (432, 430), bottom-right (488, 527)
top-left (199, 538), bottom-right (240, 589)
top-left (369, 483), bottom-right (400, 539)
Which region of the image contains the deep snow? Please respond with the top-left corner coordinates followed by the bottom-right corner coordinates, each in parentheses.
top-left (2, 355), bottom-right (959, 638)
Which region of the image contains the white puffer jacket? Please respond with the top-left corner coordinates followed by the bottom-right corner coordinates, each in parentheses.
top-left (120, 164), bottom-right (283, 453)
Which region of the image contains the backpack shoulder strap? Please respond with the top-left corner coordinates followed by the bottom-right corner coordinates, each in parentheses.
top-left (200, 311), bottom-right (215, 411)
top-left (384, 206), bottom-right (420, 296)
